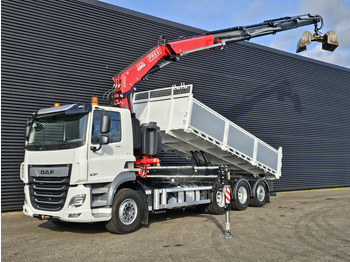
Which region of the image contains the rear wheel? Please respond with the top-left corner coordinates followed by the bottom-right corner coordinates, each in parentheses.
top-left (250, 180), bottom-right (267, 207)
top-left (106, 188), bottom-right (144, 234)
top-left (231, 181), bottom-right (250, 211)
top-left (206, 188), bottom-right (225, 215)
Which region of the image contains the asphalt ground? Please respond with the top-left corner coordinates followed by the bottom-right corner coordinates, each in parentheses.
top-left (2, 187), bottom-right (350, 262)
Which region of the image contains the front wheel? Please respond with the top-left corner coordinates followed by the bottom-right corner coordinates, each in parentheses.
top-left (106, 188), bottom-right (144, 234)
top-left (250, 180), bottom-right (267, 207)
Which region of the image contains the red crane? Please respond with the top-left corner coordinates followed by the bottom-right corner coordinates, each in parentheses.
top-left (109, 14), bottom-right (338, 110)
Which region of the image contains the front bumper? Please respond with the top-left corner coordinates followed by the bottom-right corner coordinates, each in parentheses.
top-left (23, 185), bottom-right (111, 223)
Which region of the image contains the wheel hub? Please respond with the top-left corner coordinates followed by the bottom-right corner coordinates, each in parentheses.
top-left (237, 186), bottom-right (248, 204)
top-left (119, 198), bottom-right (138, 225)
top-left (257, 185), bottom-right (266, 202)
top-left (216, 190), bottom-right (225, 208)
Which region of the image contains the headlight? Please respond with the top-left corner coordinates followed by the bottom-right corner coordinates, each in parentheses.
top-left (68, 194), bottom-right (86, 208)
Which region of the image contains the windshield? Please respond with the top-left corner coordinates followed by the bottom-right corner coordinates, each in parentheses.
top-left (27, 113), bottom-right (88, 151)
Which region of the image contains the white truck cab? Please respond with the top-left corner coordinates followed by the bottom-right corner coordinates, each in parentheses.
top-left (21, 103), bottom-right (135, 223)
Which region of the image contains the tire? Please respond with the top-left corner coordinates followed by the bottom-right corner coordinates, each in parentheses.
top-left (231, 181), bottom-right (250, 211)
top-left (250, 180), bottom-right (267, 207)
top-left (206, 188), bottom-right (225, 215)
top-left (106, 188), bottom-right (144, 234)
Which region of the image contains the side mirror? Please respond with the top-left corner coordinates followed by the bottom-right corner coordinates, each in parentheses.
top-left (25, 125), bottom-right (31, 139)
top-left (25, 119), bottom-right (34, 139)
top-left (24, 119), bottom-right (33, 148)
top-left (91, 114), bottom-right (110, 152)
top-left (91, 135), bottom-right (109, 152)
top-left (99, 135), bottom-right (109, 145)
top-left (100, 115), bottom-right (111, 133)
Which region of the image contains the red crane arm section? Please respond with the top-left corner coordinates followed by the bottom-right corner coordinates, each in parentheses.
top-left (113, 45), bottom-right (170, 109)
top-left (113, 35), bottom-right (217, 109)
top-left (112, 14), bottom-right (326, 110)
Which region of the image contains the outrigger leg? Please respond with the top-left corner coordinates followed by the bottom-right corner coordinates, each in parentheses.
top-left (220, 166), bottom-right (234, 239)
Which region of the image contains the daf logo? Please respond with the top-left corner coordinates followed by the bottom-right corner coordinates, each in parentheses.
top-left (41, 170), bottom-right (54, 175)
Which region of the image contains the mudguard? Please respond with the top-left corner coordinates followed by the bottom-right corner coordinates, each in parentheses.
top-left (106, 172), bottom-right (136, 206)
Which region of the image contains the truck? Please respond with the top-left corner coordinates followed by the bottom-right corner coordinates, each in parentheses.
top-left (20, 14), bottom-right (338, 234)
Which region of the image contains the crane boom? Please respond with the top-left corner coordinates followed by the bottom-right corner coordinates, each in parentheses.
top-left (111, 14), bottom-right (324, 109)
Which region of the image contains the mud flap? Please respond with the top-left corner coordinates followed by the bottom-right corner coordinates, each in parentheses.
top-left (138, 191), bottom-right (149, 226)
top-left (266, 194), bottom-right (270, 203)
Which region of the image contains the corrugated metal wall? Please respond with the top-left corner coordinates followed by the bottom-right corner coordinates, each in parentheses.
top-left (2, 0), bottom-right (350, 211)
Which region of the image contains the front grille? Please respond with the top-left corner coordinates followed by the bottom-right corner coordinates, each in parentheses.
top-left (28, 165), bottom-right (71, 211)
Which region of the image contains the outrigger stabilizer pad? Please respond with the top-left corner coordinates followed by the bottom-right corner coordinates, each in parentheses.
top-left (223, 231), bottom-right (234, 239)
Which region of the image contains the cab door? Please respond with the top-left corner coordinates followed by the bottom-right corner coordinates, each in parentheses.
top-left (87, 108), bottom-right (133, 183)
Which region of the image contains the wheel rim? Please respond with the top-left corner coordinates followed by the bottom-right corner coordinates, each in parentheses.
top-left (216, 190), bottom-right (225, 208)
top-left (237, 185), bottom-right (248, 204)
top-left (257, 185), bottom-right (265, 202)
top-left (119, 198), bottom-right (138, 225)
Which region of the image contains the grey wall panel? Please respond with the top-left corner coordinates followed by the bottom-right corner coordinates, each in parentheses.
top-left (2, 0), bottom-right (350, 211)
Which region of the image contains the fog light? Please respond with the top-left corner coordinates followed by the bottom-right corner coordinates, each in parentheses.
top-left (68, 213), bottom-right (82, 218)
top-left (68, 194), bottom-right (86, 208)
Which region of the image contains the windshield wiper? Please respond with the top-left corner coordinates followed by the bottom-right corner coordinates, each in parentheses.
top-left (30, 142), bottom-right (48, 150)
top-left (58, 141), bottom-right (73, 149)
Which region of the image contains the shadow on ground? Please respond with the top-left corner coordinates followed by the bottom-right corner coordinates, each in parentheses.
top-left (37, 208), bottom-right (226, 234)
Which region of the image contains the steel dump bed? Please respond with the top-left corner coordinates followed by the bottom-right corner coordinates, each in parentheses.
top-left (132, 84), bottom-right (282, 179)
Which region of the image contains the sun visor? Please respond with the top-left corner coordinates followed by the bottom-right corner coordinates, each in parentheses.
top-left (37, 104), bottom-right (92, 116)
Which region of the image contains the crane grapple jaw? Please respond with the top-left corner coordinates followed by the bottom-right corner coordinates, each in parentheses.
top-left (322, 30), bottom-right (339, 52)
top-left (296, 31), bottom-right (312, 53)
top-left (296, 30), bottom-right (339, 53)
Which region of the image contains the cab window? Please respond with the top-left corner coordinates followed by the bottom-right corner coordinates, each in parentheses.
top-left (91, 110), bottom-right (121, 144)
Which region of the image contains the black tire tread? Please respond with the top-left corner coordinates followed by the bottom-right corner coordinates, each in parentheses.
top-left (106, 188), bottom-right (144, 234)
top-left (231, 181), bottom-right (250, 211)
top-left (250, 181), bottom-right (267, 207)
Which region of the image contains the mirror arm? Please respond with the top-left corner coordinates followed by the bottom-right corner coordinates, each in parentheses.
top-left (90, 145), bottom-right (102, 152)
